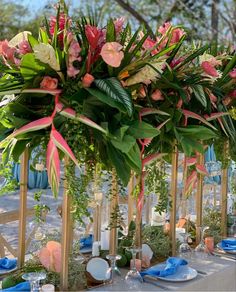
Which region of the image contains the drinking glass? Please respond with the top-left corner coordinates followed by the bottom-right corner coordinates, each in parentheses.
top-left (105, 254), bottom-right (122, 285)
top-left (178, 232), bottom-right (192, 258)
top-left (229, 219), bottom-right (236, 237)
top-left (22, 271), bottom-right (46, 292)
top-left (125, 247), bottom-right (143, 288)
top-left (194, 226), bottom-right (210, 258)
top-left (27, 221), bottom-right (47, 255)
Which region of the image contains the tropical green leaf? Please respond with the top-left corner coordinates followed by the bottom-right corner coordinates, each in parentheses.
top-left (128, 121), bottom-right (160, 139)
top-left (28, 34), bottom-right (39, 48)
top-left (106, 19), bottom-right (116, 42)
top-left (176, 126), bottom-right (218, 140)
top-left (126, 143), bottom-right (142, 172)
top-left (110, 134), bottom-right (136, 154)
top-left (191, 85), bottom-right (207, 108)
top-left (94, 78), bottom-right (133, 116)
top-left (20, 53), bottom-right (45, 81)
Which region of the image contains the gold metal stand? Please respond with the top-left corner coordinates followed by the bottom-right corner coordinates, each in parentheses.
top-left (109, 169), bottom-right (119, 255)
top-left (196, 151), bottom-right (204, 245)
top-left (128, 173), bottom-right (135, 226)
top-left (170, 142), bottom-right (178, 256)
top-left (18, 148), bottom-right (29, 268)
top-left (221, 141), bottom-right (229, 238)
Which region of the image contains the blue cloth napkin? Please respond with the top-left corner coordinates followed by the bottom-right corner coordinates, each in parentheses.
top-left (80, 234), bottom-right (93, 249)
top-left (0, 258), bottom-right (17, 270)
top-left (140, 257), bottom-right (188, 278)
top-left (220, 239), bottom-right (236, 251)
top-left (2, 281), bottom-right (30, 291)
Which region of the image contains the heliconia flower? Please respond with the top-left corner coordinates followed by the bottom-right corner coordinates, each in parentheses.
top-left (34, 43), bottom-right (60, 72)
top-left (114, 17), bottom-right (125, 34)
top-left (18, 40), bottom-right (31, 55)
top-left (100, 42), bottom-right (124, 67)
top-left (81, 73), bottom-right (94, 88)
top-left (85, 25), bottom-right (103, 50)
top-left (158, 22), bottom-right (171, 35)
top-left (186, 157), bottom-right (197, 166)
top-left (40, 76), bottom-right (58, 90)
top-left (39, 241), bottom-right (61, 272)
top-left (196, 164), bottom-right (208, 176)
top-left (151, 89), bottom-right (164, 101)
top-left (229, 69), bottom-right (236, 78)
top-left (201, 61), bottom-right (219, 77)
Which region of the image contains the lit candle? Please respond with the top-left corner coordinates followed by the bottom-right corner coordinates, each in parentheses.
top-left (205, 237), bottom-right (214, 253)
top-left (41, 284), bottom-right (55, 292)
top-left (94, 192), bottom-right (103, 202)
top-left (130, 259), bottom-right (142, 272)
top-left (101, 229), bottom-right (110, 250)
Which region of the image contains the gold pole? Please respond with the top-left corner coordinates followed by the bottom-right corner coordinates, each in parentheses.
top-left (170, 142), bottom-right (178, 256)
top-left (18, 148), bottom-right (29, 268)
top-left (221, 141), bottom-right (229, 238)
top-left (145, 195), bottom-right (151, 224)
top-left (128, 173), bottom-right (135, 226)
top-left (109, 169), bottom-right (119, 255)
top-left (196, 151), bottom-right (204, 245)
top-left (60, 157), bottom-right (73, 291)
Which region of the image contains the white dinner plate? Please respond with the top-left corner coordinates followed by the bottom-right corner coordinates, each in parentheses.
top-left (154, 264), bottom-right (198, 282)
top-left (0, 267), bottom-right (17, 275)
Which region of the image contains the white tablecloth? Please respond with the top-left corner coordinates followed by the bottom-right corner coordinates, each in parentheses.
top-left (90, 256), bottom-right (236, 291)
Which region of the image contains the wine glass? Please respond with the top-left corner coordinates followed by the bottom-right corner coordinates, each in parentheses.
top-left (194, 226), bottom-right (210, 258)
top-left (27, 221), bottom-right (47, 255)
top-left (229, 219), bottom-right (236, 237)
top-left (125, 247), bottom-right (143, 288)
top-left (178, 232), bottom-right (192, 258)
top-left (105, 254), bottom-right (122, 285)
top-left (22, 271), bottom-right (46, 292)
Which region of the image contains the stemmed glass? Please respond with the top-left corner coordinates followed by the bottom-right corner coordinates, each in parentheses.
top-left (22, 271), bottom-right (46, 292)
top-left (229, 219), bottom-right (236, 237)
top-left (105, 254), bottom-right (122, 285)
top-left (125, 247), bottom-right (143, 287)
top-left (27, 221), bottom-right (47, 256)
top-left (178, 232), bottom-right (192, 258)
top-left (194, 226), bottom-right (210, 258)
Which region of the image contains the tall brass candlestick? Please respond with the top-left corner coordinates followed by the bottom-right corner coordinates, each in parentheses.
top-left (18, 148), bottom-right (29, 268)
top-left (221, 140), bottom-right (229, 238)
top-left (109, 169), bottom-right (119, 255)
top-left (170, 143), bottom-right (178, 256)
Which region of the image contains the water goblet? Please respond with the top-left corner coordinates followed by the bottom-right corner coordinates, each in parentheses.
top-left (194, 226), bottom-right (210, 258)
top-left (22, 271), bottom-right (46, 292)
top-left (105, 254), bottom-right (122, 285)
top-left (178, 232), bottom-right (192, 259)
top-left (125, 247), bottom-right (143, 288)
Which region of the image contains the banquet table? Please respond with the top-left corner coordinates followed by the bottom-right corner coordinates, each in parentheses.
top-left (90, 256), bottom-right (236, 291)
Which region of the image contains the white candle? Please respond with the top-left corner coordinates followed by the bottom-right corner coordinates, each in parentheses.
top-left (101, 229), bottom-right (110, 250)
top-left (41, 284), bottom-right (55, 292)
top-left (94, 192), bottom-right (103, 202)
top-left (92, 241), bottom-right (100, 256)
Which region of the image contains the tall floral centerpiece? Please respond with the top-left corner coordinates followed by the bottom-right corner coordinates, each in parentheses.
top-left (0, 1), bottom-right (235, 246)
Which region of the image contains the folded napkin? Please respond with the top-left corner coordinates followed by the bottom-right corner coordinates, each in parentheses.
top-left (220, 239), bottom-right (236, 251)
top-left (80, 234), bottom-right (93, 249)
top-left (2, 281), bottom-right (30, 291)
top-left (140, 257), bottom-right (188, 278)
top-left (0, 258), bottom-right (17, 270)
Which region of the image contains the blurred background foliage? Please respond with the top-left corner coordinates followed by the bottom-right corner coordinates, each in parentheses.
top-left (0, 0), bottom-right (235, 44)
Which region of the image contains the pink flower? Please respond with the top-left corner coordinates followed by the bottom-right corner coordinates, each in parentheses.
top-left (158, 22), bottom-right (171, 35)
top-left (176, 98), bottom-right (183, 109)
top-left (114, 17), bottom-right (125, 34)
top-left (229, 69), bottom-right (236, 78)
top-left (201, 61), bottom-right (219, 77)
top-left (40, 76), bottom-right (58, 90)
top-left (68, 40), bottom-right (81, 58)
top-left (49, 13), bottom-right (69, 46)
top-left (170, 57), bottom-right (185, 68)
top-left (170, 28), bottom-right (185, 45)
top-left (85, 25), bottom-right (103, 50)
top-left (100, 42), bottom-right (124, 67)
top-left (81, 73), bottom-right (94, 87)
top-left (151, 89), bottom-right (164, 101)
top-left (67, 65), bottom-right (80, 78)
top-left (139, 86), bottom-right (146, 98)
top-left (0, 40), bottom-right (19, 65)
top-left (143, 37), bottom-right (158, 55)
top-left (18, 40), bottom-right (31, 55)
top-left (39, 241), bottom-right (61, 273)
top-left (0, 40), bottom-right (9, 55)
top-left (229, 90), bottom-right (236, 98)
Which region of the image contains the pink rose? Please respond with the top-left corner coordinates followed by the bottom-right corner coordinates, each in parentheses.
top-left (201, 61), bottom-right (219, 77)
top-left (151, 89), bottom-right (164, 101)
top-left (40, 76), bottom-right (58, 90)
top-left (81, 73), bottom-right (94, 87)
top-left (229, 69), bottom-right (236, 79)
top-left (100, 42), bottom-right (124, 67)
top-left (18, 40), bottom-right (31, 55)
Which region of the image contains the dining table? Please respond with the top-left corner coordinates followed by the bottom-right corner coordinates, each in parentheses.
top-left (89, 254), bottom-right (236, 291)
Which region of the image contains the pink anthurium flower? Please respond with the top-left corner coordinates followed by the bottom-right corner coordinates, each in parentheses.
top-left (100, 42), bottom-right (124, 67)
top-left (39, 241), bottom-right (61, 273)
